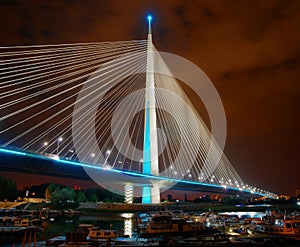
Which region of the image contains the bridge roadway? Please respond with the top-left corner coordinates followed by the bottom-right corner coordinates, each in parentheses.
top-left (0, 147), bottom-right (263, 198)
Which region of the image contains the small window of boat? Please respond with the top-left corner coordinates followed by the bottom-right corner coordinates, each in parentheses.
top-left (285, 223), bottom-right (292, 228)
top-left (104, 232), bottom-right (112, 236)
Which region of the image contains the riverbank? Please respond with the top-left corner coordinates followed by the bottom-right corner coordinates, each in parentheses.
top-left (2, 201), bottom-right (299, 214)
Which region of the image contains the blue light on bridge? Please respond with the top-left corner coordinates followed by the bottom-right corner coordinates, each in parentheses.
top-left (0, 147), bottom-right (267, 197)
top-left (143, 101), bottom-right (151, 175)
top-left (147, 15), bottom-right (152, 23)
top-left (0, 148), bottom-right (27, 156)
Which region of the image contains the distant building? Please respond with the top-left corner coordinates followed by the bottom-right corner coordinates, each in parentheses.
top-left (256, 196), bottom-right (267, 201)
top-left (277, 194), bottom-right (291, 200)
top-left (211, 194), bottom-right (221, 202)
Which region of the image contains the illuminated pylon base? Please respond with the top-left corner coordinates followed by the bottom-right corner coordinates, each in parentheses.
top-left (142, 185), bottom-right (160, 204)
top-left (124, 184), bottom-right (133, 204)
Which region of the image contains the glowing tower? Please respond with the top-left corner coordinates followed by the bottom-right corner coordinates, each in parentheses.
top-left (142, 15), bottom-right (160, 204)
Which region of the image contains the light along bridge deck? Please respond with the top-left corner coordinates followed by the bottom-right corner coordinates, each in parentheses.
top-left (0, 147), bottom-right (267, 198)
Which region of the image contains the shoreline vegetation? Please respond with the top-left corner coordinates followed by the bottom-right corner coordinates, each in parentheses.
top-left (1, 201), bottom-right (299, 214)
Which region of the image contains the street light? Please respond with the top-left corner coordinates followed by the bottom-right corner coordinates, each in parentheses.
top-left (91, 153), bottom-right (96, 164)
top-left (104, 149), bottom-right (111, 168)
top-left (57, 137), bottom-right (63, 155)
top-left (43, 141), bottom-right (48, 153)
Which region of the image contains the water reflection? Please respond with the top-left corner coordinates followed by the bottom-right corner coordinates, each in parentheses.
top-left (44, 212), bottom-right (137, 238)
top-left (120, 213), bottom-right (134, 237)
top-left (219, 211), bottom-right (266, 219)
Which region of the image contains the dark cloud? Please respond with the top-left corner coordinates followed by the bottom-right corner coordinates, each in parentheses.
top-left (0, 0), bottom-right (299, 195)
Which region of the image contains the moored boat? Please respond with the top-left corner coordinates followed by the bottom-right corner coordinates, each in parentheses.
top-left (88, 227), bottom-right (117, 239)
top-left (138, 212), bottom-right (219, 238)
top-left (78, 224), bottom-right (117, 240)
top-left (0, 226), bottom-right (26, 243)
top-left (256, 218), bottom-right (300, 236)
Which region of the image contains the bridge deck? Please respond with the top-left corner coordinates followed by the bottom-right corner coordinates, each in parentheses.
top-left (0, 148), bottom-right (262, 197)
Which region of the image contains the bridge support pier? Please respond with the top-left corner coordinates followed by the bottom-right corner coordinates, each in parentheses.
top-left (124, 184), bottom-right (133, 204)
top-left (151, 185), bottom-right (160, 204)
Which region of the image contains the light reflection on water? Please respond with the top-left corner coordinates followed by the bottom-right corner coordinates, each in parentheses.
top-left (219, 211), bottom-right (266, 219)
top-left (75, 212), bottom-right (137, 235)
top-left (120, 213), bottom-right (135, 237)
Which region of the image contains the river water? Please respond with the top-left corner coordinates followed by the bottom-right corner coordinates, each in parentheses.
top-left (45, 212), bottom-right (137, 238)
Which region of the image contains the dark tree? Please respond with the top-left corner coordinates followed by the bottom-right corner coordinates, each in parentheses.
top-left (0, 176), bottom-right (17, 201)
top-left (76, 191), bottom-right (87, 203)
top-left (167, 194), bottom-right (173, 202)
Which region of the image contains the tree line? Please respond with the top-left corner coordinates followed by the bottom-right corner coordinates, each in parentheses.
top-left (0, 176), bottom-right (124, 208)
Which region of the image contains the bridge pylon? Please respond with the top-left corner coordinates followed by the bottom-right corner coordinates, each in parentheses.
top-left (142, 15), bottom-right (160, 204)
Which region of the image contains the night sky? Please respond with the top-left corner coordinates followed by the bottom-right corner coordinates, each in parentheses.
top-left (0, 0), bottom-right (299, 195)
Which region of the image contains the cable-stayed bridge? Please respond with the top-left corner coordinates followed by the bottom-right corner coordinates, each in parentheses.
top-left (0, 17), bottom-right (276, 202)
